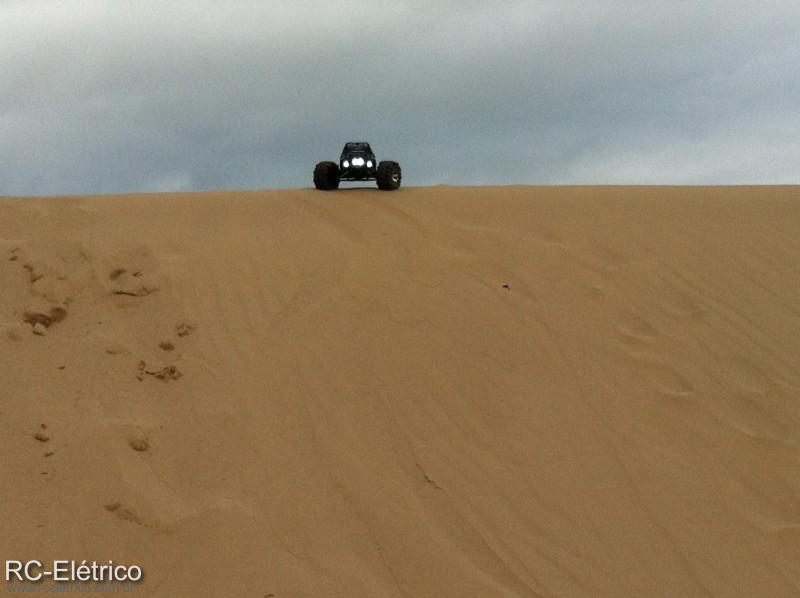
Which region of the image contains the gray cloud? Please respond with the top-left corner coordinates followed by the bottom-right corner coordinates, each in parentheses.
top-left (1, 1), bottom-right (798, 194)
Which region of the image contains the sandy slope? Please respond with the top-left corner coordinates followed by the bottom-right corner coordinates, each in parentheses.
top-left (1, 185), bottom-right (799, 597)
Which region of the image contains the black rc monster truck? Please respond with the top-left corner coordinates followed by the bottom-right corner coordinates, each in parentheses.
top-left (314, 142), bottom-right (401, 191)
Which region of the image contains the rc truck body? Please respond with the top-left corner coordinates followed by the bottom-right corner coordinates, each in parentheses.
top-left (314, 142), bottom-right (401, 191)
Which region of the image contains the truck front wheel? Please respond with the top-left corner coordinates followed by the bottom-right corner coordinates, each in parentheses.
top-left (376, 161), bottom-right (401, 191)
top-left (313, 161), bottom-right (340, 190)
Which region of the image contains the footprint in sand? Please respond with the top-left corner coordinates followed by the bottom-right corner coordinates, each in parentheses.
top-left (23, 306), bottom-right (68, 329)
top-left (175, 323), bottom-right (194, 337)
top-left (34, 424), bottom-right (50, 443)
top-left (104, 247), bottom-right (161, 297)
top-left (649, 363), bottom-right (694, 398)
top-left (595, 244), bottom-right (631, 270)
top-left (105, 342), bottom-right (127, 355)
top-left (107, 267), bottom-right (157, 296)
top-left (22, 262), bottom-right (44, 283)
top-left (3, 325), bottom-right (23, 341)
top-left (129, 438), bottom-right (150, 452)
top-left (136, 360), bottom-right (183, 382)
top-left (104, 503), bottom-right (144, 526)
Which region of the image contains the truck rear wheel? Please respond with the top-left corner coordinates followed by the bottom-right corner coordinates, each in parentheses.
top-left (376, 161), bottom-right (401, 191)
top-left (313, 161), bottom-right (340, 190)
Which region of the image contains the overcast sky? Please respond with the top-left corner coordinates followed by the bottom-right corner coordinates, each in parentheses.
top-left (1, 1), bottom-right (798, 194)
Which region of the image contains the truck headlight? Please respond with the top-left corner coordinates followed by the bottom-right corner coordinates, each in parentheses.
top-left (366, 160), bottom-right (373, 168)
top-left (343, 160), bottom-right (349, 168)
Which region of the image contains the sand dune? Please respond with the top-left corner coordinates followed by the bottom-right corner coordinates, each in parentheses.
top-left (1, 185), bottom-right (799, 597)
